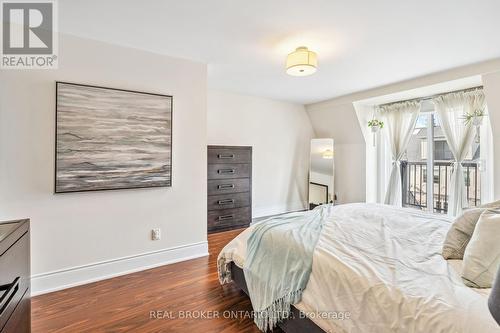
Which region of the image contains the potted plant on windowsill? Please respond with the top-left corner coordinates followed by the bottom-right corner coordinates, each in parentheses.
top-left (463, 109), bottom-right (486, 127)
top-left (368, 119), bottom-right (384, 133)
top-left (463, 108), bottom-right (486, 143)
top-left (368, 119), bottom-right (384, 146)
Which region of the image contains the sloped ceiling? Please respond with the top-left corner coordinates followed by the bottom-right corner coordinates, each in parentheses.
top-left (307, 103), bottom-right (365, 144)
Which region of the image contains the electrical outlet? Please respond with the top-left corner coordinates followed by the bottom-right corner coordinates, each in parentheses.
top-left (152, 228), bottom-right (161, 241)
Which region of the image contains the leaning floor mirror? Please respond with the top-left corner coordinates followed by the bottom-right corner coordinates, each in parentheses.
top-left (308, 138), bottom-right (335, 210)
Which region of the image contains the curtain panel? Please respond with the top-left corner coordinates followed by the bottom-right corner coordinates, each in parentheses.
top-left (379, 100), bottom-right (421, 206)
top-left (433, 89), bottom-right (486, 216)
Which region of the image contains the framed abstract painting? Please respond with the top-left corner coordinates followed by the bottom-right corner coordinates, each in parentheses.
top-left (55, 82), bottom-right (172, 193)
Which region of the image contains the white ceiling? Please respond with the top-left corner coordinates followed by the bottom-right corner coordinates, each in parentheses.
top-left (59, 0), bottom-right (500, 104)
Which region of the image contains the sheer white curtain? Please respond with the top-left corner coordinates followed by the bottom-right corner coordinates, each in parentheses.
top-left (379, 101), bottom-right (421, 206)
top-left (433, 90), bottom-right (486, 216)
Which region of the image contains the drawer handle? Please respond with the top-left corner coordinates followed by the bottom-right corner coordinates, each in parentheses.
top-left (218, 199), bottom-right (235, 205)
top-left (217, 154), bottom-right (235, 159)
top-left (0, 277), bottom-right (20, 317)
top-left (217, 184), bottom-right (235, 190)
top-left (217, 169), bottom-right (235, 175)
top-left (218, 215), bottom-right (234, 221)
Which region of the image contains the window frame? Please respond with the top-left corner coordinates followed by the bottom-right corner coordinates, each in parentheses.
top-left (403, 109), bottom-right (482, 213)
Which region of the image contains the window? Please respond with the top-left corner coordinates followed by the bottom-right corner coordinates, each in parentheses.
top-left (420, 141), bottom-right (428, 160)
top-left (401, 110), bottom-right (481, 214)
top-left (434, 141), bottom-right (454, 160)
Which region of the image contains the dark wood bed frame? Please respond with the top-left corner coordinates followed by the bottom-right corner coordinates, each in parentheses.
top-left (230, 262), bottom-right (325, 333)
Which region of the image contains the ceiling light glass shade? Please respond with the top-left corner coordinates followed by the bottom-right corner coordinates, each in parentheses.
top-left (286, 46), bottom-right (317, 76)
top-left (322, 149), bottom-right (333, 159)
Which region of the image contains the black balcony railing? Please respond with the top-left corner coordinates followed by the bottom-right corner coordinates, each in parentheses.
top-left (401, 161), bottom-right (481, 214)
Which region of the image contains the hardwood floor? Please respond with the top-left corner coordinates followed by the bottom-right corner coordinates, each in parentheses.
top-left (32, 229), bottom-right (281, 333)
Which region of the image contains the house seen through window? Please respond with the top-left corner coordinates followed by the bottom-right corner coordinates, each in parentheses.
top-left (401, 108), bottom-right (481, 214)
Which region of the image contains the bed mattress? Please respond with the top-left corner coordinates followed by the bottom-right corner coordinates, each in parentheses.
top-left (218, 203), bottom-right (499, 333)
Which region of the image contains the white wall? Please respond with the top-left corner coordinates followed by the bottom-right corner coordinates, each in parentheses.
top-left (331, 144), bottom-right (366, 203)
top-left (483, 70), bottom-right (500, 200)
top-left (0, 34), bottom-right (208, 294)
top-left (207, 90), bottom-right (314, 217)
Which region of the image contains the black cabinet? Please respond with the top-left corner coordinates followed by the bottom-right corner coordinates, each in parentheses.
top-left (207, 146), bottom-right (252, 233)
top-left (0, 219), bottom-right (30, 333)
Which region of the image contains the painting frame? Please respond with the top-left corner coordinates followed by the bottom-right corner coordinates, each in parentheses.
top-left (54, 81), bottom-right (173, 194)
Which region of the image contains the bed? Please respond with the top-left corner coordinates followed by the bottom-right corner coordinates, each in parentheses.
top-left (218, 203), bottom-right (500, 333)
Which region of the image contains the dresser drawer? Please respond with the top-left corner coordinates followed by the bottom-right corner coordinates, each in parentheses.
top-left (208, 192), bottom-right (250, 211)
top-left (0, 231), bottom-right (29, 332)
top-left (208, 178), bottom-right (250, 196)
top-left (208, 207), bottom-right (251, 232)
top-left (208, 148), bottom-right (251, 164)
top-left (208, 164), bottom-right (250, 180)
top-left (207, 146), bottom-right (252, 234)
top-left (1, 289), bottom-right (30, 333)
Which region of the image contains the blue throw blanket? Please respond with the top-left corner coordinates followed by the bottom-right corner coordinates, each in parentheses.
top-left (243, 206), bottom-right (325, 331)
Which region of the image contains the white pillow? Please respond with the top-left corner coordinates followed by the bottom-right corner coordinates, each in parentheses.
top-left (461, 210), bottom-right (500, 288)
top-left (480, 200), bottom-right (500, 209)
top-left (442, 208), bottom-right (484, 259)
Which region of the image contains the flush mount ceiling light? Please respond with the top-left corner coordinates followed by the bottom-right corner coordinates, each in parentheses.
top-left (286, 46), bottom-right (318, 76)
top-left (322, 149), bottom-right (333, 159)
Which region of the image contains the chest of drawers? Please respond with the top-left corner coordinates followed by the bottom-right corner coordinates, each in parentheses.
top-left (0, 219), bottom-right (30, 333)
top-left (207, 146), bottom-right (252, 233)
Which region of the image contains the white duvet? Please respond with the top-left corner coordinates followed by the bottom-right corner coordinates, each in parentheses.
top-left (218, 203), bottom-right (500, 333)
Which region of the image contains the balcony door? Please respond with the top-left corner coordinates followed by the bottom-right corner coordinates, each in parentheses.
top-left (401, 108), bottom-right (481, 214)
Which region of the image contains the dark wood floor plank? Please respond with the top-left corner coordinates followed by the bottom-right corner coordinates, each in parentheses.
top-left (32, 229), bottom-right (282, 333)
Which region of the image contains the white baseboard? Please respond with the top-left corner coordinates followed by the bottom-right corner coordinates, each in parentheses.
top-left (31, 241), bottom-right (208, 296)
